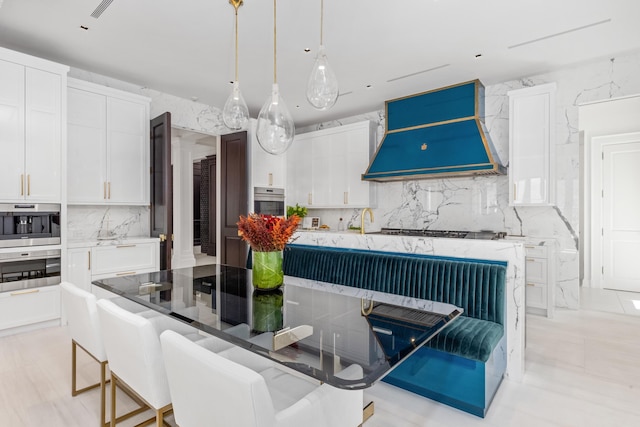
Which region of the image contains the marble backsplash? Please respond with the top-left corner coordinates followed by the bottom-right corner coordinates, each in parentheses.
top-left (67, 206), bottom-right (150, 241)
top-left (300, 49), bottom-right (640, 310)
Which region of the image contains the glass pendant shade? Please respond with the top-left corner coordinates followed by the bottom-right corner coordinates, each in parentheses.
top-left (222, 81), bottom-right (249, 130)
top-left (306, 45), bottom-right (339, 110)
top-left (256, 83), bottom-right (295, 155)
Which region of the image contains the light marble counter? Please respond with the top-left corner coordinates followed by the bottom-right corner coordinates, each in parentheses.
top-left (67, 237), bottom-right (160, 249)
top-left (291, 231), bottom-right (526, 382)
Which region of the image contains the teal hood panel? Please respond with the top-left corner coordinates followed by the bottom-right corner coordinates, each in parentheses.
top-left (363, 80), bottom-right (505, 182)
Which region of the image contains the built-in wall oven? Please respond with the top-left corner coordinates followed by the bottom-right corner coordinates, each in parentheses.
top-left (0, 249), bottom-right (61, 293)
top-left (0, 203), bottom-right (61, 248)
top-left (0, 204), bottom-right (61, 293)
top-left (254, 187), bottom-right (285, 216)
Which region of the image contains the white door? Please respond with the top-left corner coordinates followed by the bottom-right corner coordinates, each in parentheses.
top-left (24, 67), bottom-right (62, 202)
top-left (66, 247), bottom-right (92, 292)
top-left (0, 60), bottom-right (25, 201)
top-left (602, 139), bottom-right (640, 292)
top-left (107, 97), bottom-right (148, 204)
top-left (67, 87), bottom-right (107, 203)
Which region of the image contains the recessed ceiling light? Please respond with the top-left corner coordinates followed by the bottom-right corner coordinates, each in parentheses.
top-left (80, 25), bottom-right (89, 30)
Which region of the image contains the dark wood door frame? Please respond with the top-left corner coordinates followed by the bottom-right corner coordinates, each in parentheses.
top-left (220, 131), bottom-right (248, 267)
top-left (150, 112), bottom-right (173, 270)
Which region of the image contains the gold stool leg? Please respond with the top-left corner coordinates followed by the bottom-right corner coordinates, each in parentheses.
top-left (110, 373), bottom-right (117, 427)
top-left (71, 341), bottom-right (78, 396)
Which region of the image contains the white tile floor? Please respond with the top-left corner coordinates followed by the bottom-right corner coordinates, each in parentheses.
top-left (580, 287), bottom-right (640, 316)
top-left (2, 295), bottom-right (640, 426)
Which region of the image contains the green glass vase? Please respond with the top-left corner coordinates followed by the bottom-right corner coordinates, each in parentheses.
top-left (252, 289), bottom-right (283, 332)
top-left (252, 250), bottom-right (284, 290)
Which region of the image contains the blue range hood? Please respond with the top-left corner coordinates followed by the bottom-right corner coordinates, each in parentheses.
top-left (362, 80), bottom-right (505, 181)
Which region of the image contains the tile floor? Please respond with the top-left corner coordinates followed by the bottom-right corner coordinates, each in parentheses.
top-left (580, 287), bottom-right (640, 316)
top-left (1, 295), bottom-right (640, 426)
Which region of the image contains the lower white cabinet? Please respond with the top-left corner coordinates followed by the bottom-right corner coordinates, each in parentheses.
top-left (0, 286), bottom-right (60, 333)
top-left (525, 241), bottom-right (555, 317)
top-left (66, 240), bottom-right (159, 298)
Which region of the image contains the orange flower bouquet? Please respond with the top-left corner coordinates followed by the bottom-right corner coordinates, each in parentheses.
top-left (237, 214), bottom-right (301, 289)
top-left (237, 214), bottom-right (301, 252)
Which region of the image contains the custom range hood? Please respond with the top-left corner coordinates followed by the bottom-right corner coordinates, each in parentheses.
top-left (363, 80), bottom-right (505, 181)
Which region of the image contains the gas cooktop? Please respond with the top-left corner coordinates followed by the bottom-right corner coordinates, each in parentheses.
top-left (379, 228), bottom-right (507, 240)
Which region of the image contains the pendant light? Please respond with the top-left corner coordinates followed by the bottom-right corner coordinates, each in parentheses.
top-left (222, 0), bottom-right (249, 130)
top-left (306, 0), bottom-right (339, 110)
top-left (256, 0), bottom-right (295, 155)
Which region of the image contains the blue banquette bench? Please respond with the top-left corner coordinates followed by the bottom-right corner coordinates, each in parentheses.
top-left (279, 244), bottom-right (508, 418)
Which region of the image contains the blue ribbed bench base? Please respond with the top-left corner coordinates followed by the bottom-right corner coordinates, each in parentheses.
top-left (383, 336), bottom-right (506, 418)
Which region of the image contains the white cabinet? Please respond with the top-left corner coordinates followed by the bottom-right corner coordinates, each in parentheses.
top-left (91, 243), bottom-right (158, 278)
top-left (67, 247), bottom-right (92, 291)
top-left (66, 240), bottom-right (159, 297)
top-left (67, 78), bottom-right (150, 205)
top-left (525, 241), bottom-right (555, 317)
top-left (508, 83), bottom-right (556, 206)
top-left (286, 136), bottom-right (314, 206)
top-left (0, 286), bottom-right (61, 334)
top-left (250, 120), bottom-right (286, 189)
top-left (0, 48), bottom-right (68, 202)
top-left (287, 121), bottom-right (376, 208)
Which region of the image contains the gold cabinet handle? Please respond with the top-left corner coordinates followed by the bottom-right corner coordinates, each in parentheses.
top-left (526, 283), bottom-right (536, 287)
top-left (103, 182), bottom-right (107, 199)
top-left (526, 258), bottom-right (536, 262)
top-left (268, 173), bottom-right (273, 186)
top-left (159, 234), bottom-right (166, 242)
top-left (27, 174), bottom-right (30, 196)
top-left (11, 289), bottom-right (40, 296)
top-left (116, 244), bottom-right (136, 249)
top-left (344, 192), bottom-right (348, 204)
top-left (108, 182), bottom-right (111, 199)
top-left (88, 251), bottom-right (91, 270)
top-left (308, 193), bottom-right (312, 205)
top-left (20, 174), bottom-right (24, 196)
top-left (116, 271), bottom-right (136, 276)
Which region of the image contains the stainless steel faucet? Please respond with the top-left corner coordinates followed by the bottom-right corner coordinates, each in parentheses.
top-left (360, 208), bottom-right (374, 235)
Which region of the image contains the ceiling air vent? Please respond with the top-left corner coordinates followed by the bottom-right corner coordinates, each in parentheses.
top-left (91, 0), bottom-right (114, 19)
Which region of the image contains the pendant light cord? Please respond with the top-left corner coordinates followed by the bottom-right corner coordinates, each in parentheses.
top-left (273, 0), bottom-right (277, 84)
top-left (235, 6), bottom-right (239, 82)
top-left (320, 0), bottom-right (324, 45)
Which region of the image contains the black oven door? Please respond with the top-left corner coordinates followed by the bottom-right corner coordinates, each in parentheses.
top-left (0, 249), bottom-right (61, 293)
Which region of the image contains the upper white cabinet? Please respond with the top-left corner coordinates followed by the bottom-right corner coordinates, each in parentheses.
top-left (0, 48), bottom-right (68, 203)
top-left (287, 121), bottom-right (376, 208)
top-left (67, 78), bottom-right (150, 205)
top-left (250, 120), bottom-right (286, 189)
top-left (508, 83), bottom-right (556, 206)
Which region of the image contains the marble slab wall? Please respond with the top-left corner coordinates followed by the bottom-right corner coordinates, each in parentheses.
top-left (67, 205), bottom-right (150, 241)
top-left (299, 49), bottom-right (640, 310)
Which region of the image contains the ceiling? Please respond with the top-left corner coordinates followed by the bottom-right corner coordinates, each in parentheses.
top-left (1, 0), bottom-right (639, 128)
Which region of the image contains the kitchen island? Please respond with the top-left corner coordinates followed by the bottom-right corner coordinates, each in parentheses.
top-left (292, 231), bottom-right (526, 382)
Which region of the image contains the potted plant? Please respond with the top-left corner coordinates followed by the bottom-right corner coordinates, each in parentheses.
top-left (286, 204), bottom-right (307, 219)
top-left (237, 213), bottom-right (301, 290)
